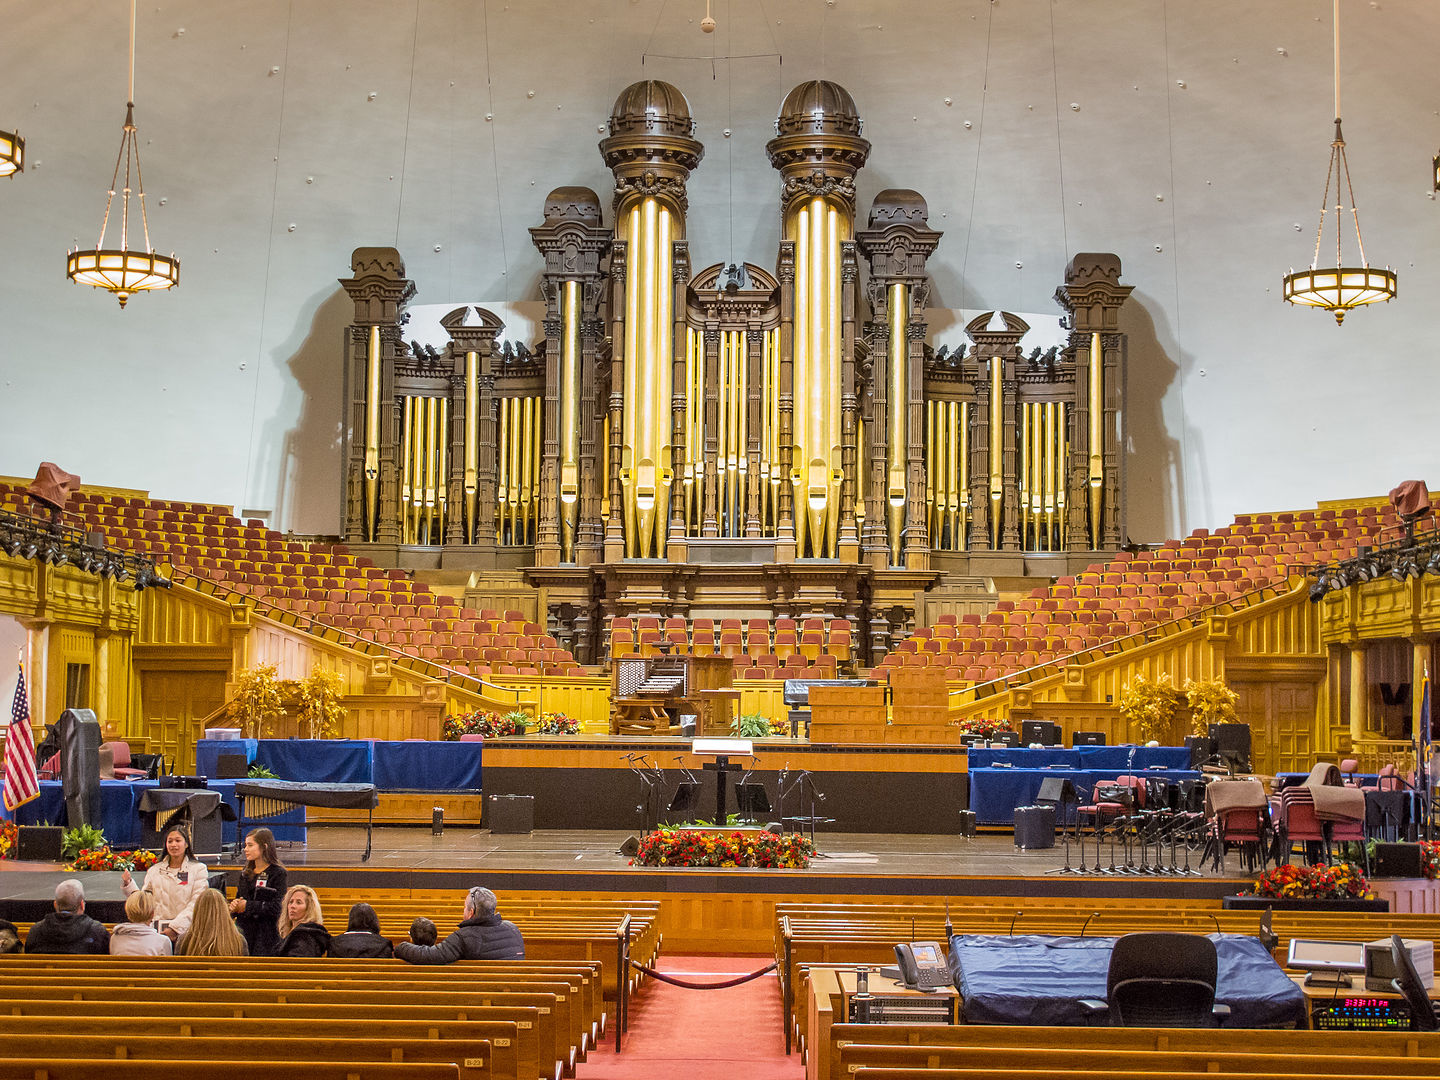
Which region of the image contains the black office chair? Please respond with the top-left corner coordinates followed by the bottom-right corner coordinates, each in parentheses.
top-left (1087, 932), bottom-right (1231, 1027)
top-left (1390, 934), bottom-right (1440, 1031)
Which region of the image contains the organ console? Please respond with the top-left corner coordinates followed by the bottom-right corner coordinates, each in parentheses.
top-left (610, 654), bottom-right (737, 736)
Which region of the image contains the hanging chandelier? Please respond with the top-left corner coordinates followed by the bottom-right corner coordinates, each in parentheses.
top-left (1282, 0), bottom-right (1395, 325)
top-left (0, 128), bottom-right (22, 176)
top-left (65, 0), bottom-right (179, 307)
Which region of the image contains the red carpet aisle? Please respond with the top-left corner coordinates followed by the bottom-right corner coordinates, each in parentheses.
top-left (584, 955), bottom-right (801, 1080)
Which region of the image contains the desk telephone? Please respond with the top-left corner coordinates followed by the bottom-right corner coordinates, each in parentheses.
top-left (882, 941), bottom-right (952, 991)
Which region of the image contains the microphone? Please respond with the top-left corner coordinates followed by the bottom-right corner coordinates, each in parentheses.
top-left (1208, 913), bottom-right (1221, 935)
top-left (1079, 911), bottom-right (1100, 938)
top-left (1009, 910), bottom-right (1024, 936)
top-left (945, 899), bottom-right (953, 941)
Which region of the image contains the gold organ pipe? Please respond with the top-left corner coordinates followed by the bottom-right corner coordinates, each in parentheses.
top-left (654, 202), bottom-right (674, 550)
top-left (855, 414), bottom-right (866, 524)
top-left (957, 400), bottom-right (968, 549)
top-left (1043, 400), bottom-right (1056, 551)
top-left (768, 327), bottom-right (780, 530)
top-left (496, 397), bottom-right (509, 542)
top-left (738, 332), bottom-right (749, 531)
top-left (789, 201), bottom-right (809, 555)
top-left (410, 397), bottom-right (425, 544)
top-left (424, 396), bottom-right (439, 544)
top-left (989, 356), bottom-right (1003, 548)
top-left (521, 395), bottom-right (536, 544)
top-left (508, 396), bottom-right (522, 542)
top-left (559, 280), bottom-right (580, 559)
top-left (533, 395), bottom-right (542, 541)
top-left (600, 413), bottom-right (610, 519)
top-left (1089, 330), bottom-right (1104, 548)
top-left (950, 401), bottom-right (963, 549)
top-left (437, 396), bottom-right (449, 543)
top-left (886, 283), bottom-right (907, 566)
top-left (1056, 402), bottom-right (1068, 551)
top-left (464, 351), bottom-right (478, 542)
top-left (1019, 403), bottom-right (1031, 549)
top-left (1031, 403), bottom-right (1044, 549)
top-left (925, 400), bottom-right (936, 544)
top-left (718, 331), bottom-right (729, 532)
top-left (621, 206), bottom-right (641, 556)
top-left (400, 396), bottom-right (414, 545)
top-left (363, 326), bottom-right (381, 541)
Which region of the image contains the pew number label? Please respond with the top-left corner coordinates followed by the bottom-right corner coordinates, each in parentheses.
top-left (495, 1038), bottom-right (511, 1046)
top-left (464, 1059), bottom-right (485, 1068)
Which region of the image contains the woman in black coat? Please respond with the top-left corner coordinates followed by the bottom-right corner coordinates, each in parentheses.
top-left (274, 884), bottom-right (332, 957)
top-left (229, 828), bottom-right (287, 956)
top-left (328, 902), bottom-right (394, 958)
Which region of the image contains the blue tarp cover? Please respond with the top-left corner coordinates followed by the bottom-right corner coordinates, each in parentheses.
top-left (950, 933), bottom-right (1307, 1028)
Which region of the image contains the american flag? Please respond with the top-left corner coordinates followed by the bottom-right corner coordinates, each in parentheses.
top-left (3, 662), bottom-right (40, 812)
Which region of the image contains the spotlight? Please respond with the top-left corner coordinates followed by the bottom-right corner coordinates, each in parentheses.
top-left (1309, 579), bottom-right (1329, 603)
top-left (1427, 549), bottom-right (1440, 574)
top-left (19, 542), bottom-right (38, 560)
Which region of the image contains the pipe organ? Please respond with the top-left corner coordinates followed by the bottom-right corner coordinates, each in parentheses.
top-left (337, 83), bottom-right (1131, 662)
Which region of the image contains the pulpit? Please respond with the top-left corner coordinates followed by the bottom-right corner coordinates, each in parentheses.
top-left (610, 654), bottom-right (737, 736)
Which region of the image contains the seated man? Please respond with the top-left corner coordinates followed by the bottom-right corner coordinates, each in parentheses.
top-left (25, 878), bottom-right (110, 954)
top-left (395, 886), bottom-right (524, 964)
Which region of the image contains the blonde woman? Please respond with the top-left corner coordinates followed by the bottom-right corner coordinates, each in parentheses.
top-left (176, 889), bottom-right (248, 956)
top-left (274, 884), bottom-right (331, 957)
top-left (110, 889), bottom-right (172, 956)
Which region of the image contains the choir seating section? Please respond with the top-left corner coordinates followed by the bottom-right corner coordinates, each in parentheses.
top-left (0, 482), bottom-right (584, 679)
top-left (882, 500), bottom-right (1416, 684)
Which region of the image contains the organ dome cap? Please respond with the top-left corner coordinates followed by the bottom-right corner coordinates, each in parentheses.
top-left (869, 189), bottom-right (929, 228)
top-left (542, 186), bottom-right (603, 225)
top-left (608, 80), bottom-right (695, 138)
top-left (776, 80), bottom-right (862, 137)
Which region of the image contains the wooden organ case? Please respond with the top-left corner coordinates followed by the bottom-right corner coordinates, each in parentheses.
top-left (610, 655), bottom-right (737, 736)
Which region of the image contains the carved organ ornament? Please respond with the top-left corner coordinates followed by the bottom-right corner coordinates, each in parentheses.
top-left (339, 82), bottom-right (1131, 568)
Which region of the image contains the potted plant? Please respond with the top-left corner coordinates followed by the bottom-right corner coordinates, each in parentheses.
top-left (1184, 676), bottom-right (1238, 737)
top-left (227, 663), bottom-right (285, 738)
top-left (1117, 673), bottom-right (1185, 743)
top-left (1223, 861), bottom-right (1388, 911)
top-left (292, 665), bottom-right (346, 739)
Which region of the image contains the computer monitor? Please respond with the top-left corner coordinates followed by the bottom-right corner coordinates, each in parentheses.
top-left (1020, 721), bottom-right (1060, 747)
top-left (1287, 938), bottom-right (1366, 986)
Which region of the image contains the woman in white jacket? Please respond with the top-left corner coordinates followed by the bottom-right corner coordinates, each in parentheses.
top-left (121, 822), bottom-right (209, 940)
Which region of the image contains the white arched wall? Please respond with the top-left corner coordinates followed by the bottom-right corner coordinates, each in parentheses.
top-left (2, 0), bottom-right (1437, 542)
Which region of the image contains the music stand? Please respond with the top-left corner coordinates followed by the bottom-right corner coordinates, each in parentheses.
top-left (780, 768), bottom-right (831, 846)
top-left (735, 782), bottom-right (772, 820)
top-left (623, 754), bottom-right (665, 831)
top-left (667, 781), bottom-right (700, 820)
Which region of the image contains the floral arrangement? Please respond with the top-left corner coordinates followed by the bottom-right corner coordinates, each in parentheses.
top-left (1248, 861), bottom-right (1375, 901)
top-left (61, 824), bottom-right (108, 861)
top-left (227, 663), bottom-right (286, 738)
top-left (768, 716), bottom-right (790, 737)
top-left (534, 711), bottom-right (578, 735)
top-left (1184, 677), bottom-right (1238, 736)
top-left (228, 663), bottom-right (348, 738)
top-left (0, 821), bottom-right (16, 860)
top-left (440, 709), bottom-right (531, 739)
top-left (953, 716), bottom-right (1015, 741)
top-left (1420, 841), bottom-right (1440, 880)
top-left (1118, 673), bottom-right (1183, 743)
top-left (67, 846), bottom-right (160, 873)
top-left (632, 827), bottom-right (815, 869)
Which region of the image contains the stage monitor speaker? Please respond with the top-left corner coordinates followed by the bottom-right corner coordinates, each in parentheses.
top-left (1373, 842), bottom-right (1425, 879)
top-left (1072, 731), bottom-right (1106, 747)
top-left (735, 782), bottom-right (771, 816)
top-left (667, 781), bottom-right (699, 816)
top-left (485, 794), bottom-right (534, 834)
top-left (1014, 805), bottom-right (1056, 850)
top-left (17, 825), bottom-right (64, 862)
top-left (216, 754), bottom-right (249, 779)
top-left (1020, 721), bottom-right (1061, 747)
top-left (618, 835), bottom-right (641, 857)
top-left (1035, 777), bottom-right (1077, 805)
top-left (957, 810), bottom-right (978, 837)
top-left (1208, 723), bottom-right (1252, 771)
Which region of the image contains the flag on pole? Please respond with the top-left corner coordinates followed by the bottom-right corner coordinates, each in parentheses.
top-left (3, 662), bottom-right (40, 812)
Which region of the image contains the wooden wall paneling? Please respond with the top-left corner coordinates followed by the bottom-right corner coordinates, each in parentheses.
top-left (138, 668), bottom-right (227, 774)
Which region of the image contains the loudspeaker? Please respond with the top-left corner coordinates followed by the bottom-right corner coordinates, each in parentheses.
top-left (216, 754), bottom-right (249, 779)
top-left (17, 825), bottom-right (64, 862)
top-left (1185, 735), bottom-right (1217, 770)
top-left (1035, 777), bottom-right (1076, 805)
top-left (957, 810), bottom-right (978, 837)
top-left (485, 794), bottom-right (534, 834)
top-left (618, 835), bottom-right (641, 857)
top-left (1072, 731), bottom-right (1106, 747)
top-left (1208, 723), bottom-right (1252, 771)
top-left (1014, 805), bottom-right (1056, 850)
top-left (1020, 721), bottom-right (1060, 747)
top-left (1373, 842), bottom-right (1425, 879)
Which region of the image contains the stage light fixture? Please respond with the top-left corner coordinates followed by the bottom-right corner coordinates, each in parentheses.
top-left (1427, 549), bottom-right (1440, 574)
top-left (1282, 0), bottom-right (1395, 324)
top-left (1309, 577), bottom-right (1329, 603)
top-left (66, 0), bottom-right (179, 308)
top-left (0, 128), bottom-right (22, 177)
top-left (19, 542), bottom-right (38, 560)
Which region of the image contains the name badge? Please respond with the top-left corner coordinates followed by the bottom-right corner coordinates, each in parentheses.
top-left (256, 877), bottom-right (267, 890)
top-left (177, 871), bottom-right (189, 884)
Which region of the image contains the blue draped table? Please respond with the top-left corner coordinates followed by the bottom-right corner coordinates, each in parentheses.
top-left (0, 778), bottom-right (303, 846)
top-left (195, 739), bottom-right (482, 791)
top-left (948, 933), bottom-right (1307, 1027)
top-left (968, 766), bottom-right (1201, 825)
top-left (968, 746), bottom-right (1191, 770)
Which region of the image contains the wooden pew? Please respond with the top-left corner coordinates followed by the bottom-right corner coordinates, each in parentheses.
top-left (847, 1070), bottom-right (1402, 1080)
top-left (0, 1035), bottom-right (485, 1080)
top-left (823, 1023), bottom-right (1440, 1080)
top-left (837, 1043), bottom-right (1440, 1077)
top-left (0, 1062), bottom-right (457, 1080)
